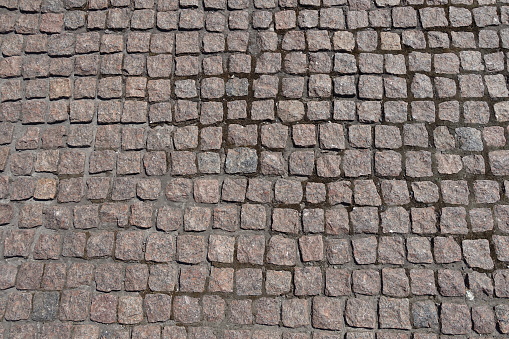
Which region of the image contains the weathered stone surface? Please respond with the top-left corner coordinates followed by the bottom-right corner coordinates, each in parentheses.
top-left (463, 239), bottom-right (494, 270)
top-left (345, 298), bottom-right (377, 329)
top-left (441, 303), bottom-right (471, 335)
top-left (379, 297), bottom-right (411, 329)
top-left (225, 148), bottom-right (258, 174)
top-left (2, 2), bottom-right (508, 336)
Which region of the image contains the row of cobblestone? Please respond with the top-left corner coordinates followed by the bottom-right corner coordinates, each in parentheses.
top-left (2, 226), bottom-right (509, 263)
top-left (2, 2), bottom-right (509, 31)
top-left (2, 291), bottom-right (509, 333)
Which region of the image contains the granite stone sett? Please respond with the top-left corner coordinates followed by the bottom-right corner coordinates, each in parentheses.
top-left (1, 0), bottom-right (509, 337)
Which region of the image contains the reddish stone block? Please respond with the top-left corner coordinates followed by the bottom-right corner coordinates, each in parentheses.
top-left (209, 267), bottom-right (234, 293)
top-left (379, 297), bottom-right (411, 329)
top-left (434, 236), bottom-right (462, 264)
top-left (378, 236), bottom-right (405, 264)
top-left (267, 235), bottom-right (297, 266)
top-left (213, 205), bottom-right (239, 231)
top-left (95, 263), bottom-right (124, 292)
top-left (463, 239), bottom-right (494, 269)
top-left (59, 289), bottom-right (90, 321)
top-left (312, 296), bottom-right (344, 330)
top-left (40, 262), bottom-right (66, 291)
top-left (254, 297), bottom-right (280, 326)
top-left (125, 264), bottom-right (148, 292)
top-left (4, 291), bottom-right (32, 321)
top-left (294, 266), bottom-right (322, 296)
top-left (472, 305), bottom-right (496, 334)
top-left (157, 206), bottom-right (183, 232)
top-left (202, 295), bottom-right (226, 323)
top-left (325, 268), bottom-right (351, 297)
top-left (410, 269), bottom-right (437, 296)
top-left (299, 235), bottom-right (324, 262)
top-left (325, 207), bottom-right (349, 235)
top-left (184, 206), bottom-right (211, 232)
top-left (90, 294), bottom-right (118, 324)
top-left (173, 296), bottom-right (202, 324)
top-left (352, 269), bottom-right (380, 296)
top-left (86, 231), bottom-right (114, 258)
top-left (0, 263), bottom-right (17, 290)
top-left (237, 234), bottom-right (265, 265)
top-left (495, 270), bottom-right (509, 297)
top-left (145, 294), bottom-right (172, 323)
top-left (148, 264), bottom-right (177, 292)
top-left (177, 234), bottom-right (207, 264)
top-left (33, 233), bottom-right (61, 259)
top-left (16, 262), bottom-right (43, 290)
top-left (66, 263), bottom-right (93, 288)
top-left (115, 231), bottom-right (145, 261)
top-left (240, 204), bottom-right (267, 230)
top-left (132, 325), bottom-right (161, 339)
top-left (118, 295), bottom-right (143, 325)
top-left (3, 230), bottom-right (35, 258)
top-left (441, 303), bottom-right (471, 335)
top-left (145, 233), bottom-right (175, 262)
top-left (272, 208), bottom-right (300, 234)
top-left (282, 299), bottom-right (310, 328)
top-left (345, 298), bottom-right (377, 329)
top-left (179, 265), bottom-right (208, 293)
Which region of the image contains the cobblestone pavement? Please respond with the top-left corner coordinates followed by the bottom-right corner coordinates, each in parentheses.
top-left (1, 0), bottom-right (509, 338)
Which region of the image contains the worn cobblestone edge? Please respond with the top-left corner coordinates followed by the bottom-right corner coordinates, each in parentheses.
top-left (0, 0), bottom-right (509, 338)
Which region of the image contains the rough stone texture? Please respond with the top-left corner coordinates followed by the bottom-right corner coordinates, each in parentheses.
top-left (1, 1), bottom-right (508, 337)
top-left (441, 303), bottom-right (472, 335)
